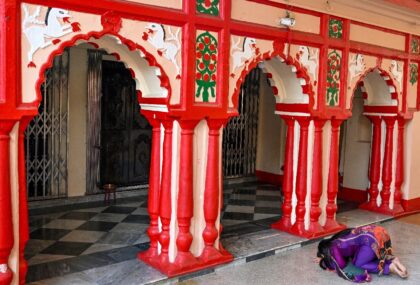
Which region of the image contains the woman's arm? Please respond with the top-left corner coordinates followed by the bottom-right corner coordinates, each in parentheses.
top-left (330, 245), bottom-right (346, 269)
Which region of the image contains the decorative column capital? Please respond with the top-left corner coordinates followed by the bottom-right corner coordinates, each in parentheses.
top-left (280, 115), bottom-right (295, 126)
top-left (179, 119), bottom-right (199, 132)
top-left (330, 118), bottom-right (343, 129)
top-left (397, 116), bottom-right (410, 127)
top-left (161, 118), bottom-right (174, 130)
top-left (296, 116), bottom-right (311, 128)
top-left (383, 115), bottom-right (397, 126)
top-left (0, 120), bottom-right (16, 137)
top-left (206, 118), bottom-right (226, 131)
top-left (313, 118), bottom-right (326, 129)
top-left (365, 115), bottom-right (382, 125)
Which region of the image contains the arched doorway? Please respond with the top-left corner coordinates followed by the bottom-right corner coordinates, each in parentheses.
top-left (338, 68), bottom-right (403, 215)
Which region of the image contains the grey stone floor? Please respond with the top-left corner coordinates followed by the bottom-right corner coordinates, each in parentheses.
top-left (179, 216), bottom-right (420, 285)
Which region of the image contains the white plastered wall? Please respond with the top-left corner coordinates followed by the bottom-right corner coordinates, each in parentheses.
top-left (256, 72), bottom-right (285, 176)
top-left (341, 90), bottom-right (371, 191)
top-left (67, 46), bottom-right (88, 197)
top-left (405, 115), bottom-right (420, 201)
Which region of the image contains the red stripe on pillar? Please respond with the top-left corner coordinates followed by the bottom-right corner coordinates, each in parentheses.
top-left (289, 117), bottom-right (310, 236)
top-left (393, 117), bottom-right (406, 214)
top-left (272, 116), bottom-right (295, 231)
top-left (138, 117), bottom-right (161, 261)
top-left (308, 119), bottom-right (326, 237)
top-left (360, 116), bottom-right (382, 211)
top-left (378, 116), bottom-right (396, 214)
top-left (18, 118), bottom-right (31, 285)
top-left (324, 119), bottom-right (346, 232)
top-left (200, 119), bottom-right (231, 262)
top-left (175, 120), bottom-right (199, 267)
top-left (0, 120), bottom-right (15, 284)
top-left (158, 119), bottom-right (174, 265)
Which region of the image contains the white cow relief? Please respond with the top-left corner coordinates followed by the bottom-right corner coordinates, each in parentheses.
top-left (231, 37), bottom-right (259, 77)
top-left (349, 54), bottom-right (366, 81)
top-left (296, 46), bottom-right (319, 84)
top-left (142, 23), bottom-right (181, 79)
top-left (23, 5), bottom-right (81, 67)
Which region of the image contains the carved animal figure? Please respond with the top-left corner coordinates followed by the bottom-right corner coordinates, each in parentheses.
top-left (349, 54), bottom-right (366, 81)
top-left (142, 23), bottom-right (181, 78)
top-left (389, 60), bottom-right (403, 90)
top-left (23, 5), bottom-right (80, 67)
top-left (296, 46), bottom-right (319, 84)
top-left (231, 37), bottom-right (258, 77)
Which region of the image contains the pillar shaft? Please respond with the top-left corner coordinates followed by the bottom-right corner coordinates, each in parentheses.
top-left (0, 120), bottom-right (15, 284)
top-left (393, 117), bottom-right (406, 214)
top-left (308, 119), bottom-right (326, 236)
top-left (289, 117), bottom-right (310, 236)
top-left (324, 119), bottom-right (345, 231)
top-left (175, 120), bottom-right (198, 266)
top-left (138, 117), bottom-right (161, 260)
top-left (272, 116), bottom-right (295, 231)
top-left (158, 119), bottom-right (174, 264)
top-left (379, 116), bottom-right (396, 212)
top-left (201, 119), bottom-right (224, 261)
top-left (18, 118), bottom-right (31, 285)
top-left (360, 116), bottom-right (382, 210)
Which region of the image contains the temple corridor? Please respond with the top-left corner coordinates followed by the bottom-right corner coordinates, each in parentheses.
top-left (25, 182), bottom-right (360, 283)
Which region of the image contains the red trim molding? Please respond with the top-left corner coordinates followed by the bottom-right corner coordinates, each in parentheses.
top-left (256, 170), bottom-right (283, 186)
top-left (402, 197), bottom-right (420, 212)
top-left (338, 187), bottom-right (368, 204)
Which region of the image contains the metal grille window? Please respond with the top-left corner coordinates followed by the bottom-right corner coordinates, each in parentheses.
top-left (222, 68), bottom-right (261, 178)
top-left (25, 50), bottom-right (69, 200)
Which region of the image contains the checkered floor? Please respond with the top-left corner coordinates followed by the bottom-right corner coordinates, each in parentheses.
top-left (26, 182), bottom-right (282, 267)
top-left (26, 201), bottom-right (150, 266)
top-left (222, 183), bottom-right (282, 226)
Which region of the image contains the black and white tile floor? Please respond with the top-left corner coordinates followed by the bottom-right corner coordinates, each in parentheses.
top-left (26, 182), bottom-right (358, 283)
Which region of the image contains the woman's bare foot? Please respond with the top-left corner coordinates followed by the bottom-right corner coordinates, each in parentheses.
top-left (390, 258), bottom-right (408, 278)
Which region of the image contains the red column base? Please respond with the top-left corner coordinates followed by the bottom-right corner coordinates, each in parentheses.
top-left (359, 201), bottom-right (379, 211)
top-left (271, 219), bottom-right (291, 232)
top-left (137, 247), bottom-right (159, 261)
top-left (138, 247), bottom-right (233, 278)
top-left (323, 219), bottom-right (347, 233)
top-left (375, 204), bottom-right (405, 216)
top-left (0, 269), bottom-right (13, 285)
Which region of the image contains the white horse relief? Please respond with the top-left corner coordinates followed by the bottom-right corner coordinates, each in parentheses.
top-left (23, 5), bottom-right (81, 67)
top-left (296, 46), bottom-right (319, 85)
top-left (142, 23), bottom-right (181, 79)
top-left (349, 54), bottom-right (366, 82)
top-left (231, 37), bottom-right (258, 77)
top-left (389, 60), bottom-right (403, 91)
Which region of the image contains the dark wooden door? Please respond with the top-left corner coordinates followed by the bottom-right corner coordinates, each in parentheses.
top-left (100, 60), bottom-right (152, 187)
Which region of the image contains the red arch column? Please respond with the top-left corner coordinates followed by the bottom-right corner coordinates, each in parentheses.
top-left (378, 116), bottom-right (397, 214)
top-left (392, 117), bottom-right (407, 214)
top-left (324, 119), bottom-right (346, 232)
top-left (289, 117), bottom-right (310, 236)
top-left (153, 119), bottom-right (173, 269)
top-left (272, 116), bottom-right (295, 231)
top-left (360, 116), bottom-right (382, 211)
top-left (200, 119), bottom-right (233, 264)
top-left (0, 120), bottom-right (15, 285)
top-left (138, 116), bottom-right (161, 262)
top-left (308, 119), bottom-right (326, 237)
top-left (174, 120), bottom-right (199, 268)
top-left (18, 118), bottom-right (32, 285)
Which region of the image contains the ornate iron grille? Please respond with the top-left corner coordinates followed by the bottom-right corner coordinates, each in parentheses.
top-left (25, 50), bottom-right (69, 200)
top-left (222, 68), bottom-right (261, 178)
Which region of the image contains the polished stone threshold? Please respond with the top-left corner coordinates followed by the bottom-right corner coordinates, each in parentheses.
top-left (29, 209), bottom-right (393, 285)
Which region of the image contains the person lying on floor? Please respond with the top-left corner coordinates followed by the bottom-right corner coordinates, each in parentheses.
top-left (316, 225), bottom-right (408, 282)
